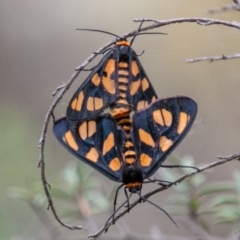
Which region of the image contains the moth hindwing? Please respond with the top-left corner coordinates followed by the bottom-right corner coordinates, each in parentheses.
top-left (53, 115), bottom-right (126, 182)
top-left (131, 96), bottom-right (198, 178)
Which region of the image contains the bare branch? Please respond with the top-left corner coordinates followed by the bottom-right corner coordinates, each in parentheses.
top-left (133, 18), bottom-right (240, 64)
top-left (134, 18), bottom-right (240, 31)
top-left (88, 152), bottom-right (240, 239)
top-left (187, 53), bottom-right (240, 63)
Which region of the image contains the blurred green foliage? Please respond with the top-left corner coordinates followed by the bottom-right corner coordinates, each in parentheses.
top-left (0, 107), bottom-right (39, 239)
top-left (51, 162), bottom-right (112, 219)
top-left (7, 150), bottom-right (240, 239)
top-left (8, 161), bottom-right (115, 239)
top-left (161, 155), bottom-right (240, 235)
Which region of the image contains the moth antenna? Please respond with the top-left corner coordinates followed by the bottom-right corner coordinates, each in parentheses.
top-left (130, 20), bottom-right (144, 46)
top-left (136, 50), bottom-right (145, 57)
top-left (136, 32), bottom-right (167, 36)
top-left (77, 28), bottom-right (120, 38)
top-left (130, 20), bottom-right (167, 46)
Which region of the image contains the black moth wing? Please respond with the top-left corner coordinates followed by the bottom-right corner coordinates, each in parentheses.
top-left (53, 115), bottom-right (125, 182)
top-left (131, 97), bottom-right (198, 178)
top-left (66, 50), bottom-right (118, 121)
top-left (129, 51), bottom-right (158, 111)
top-left (67, 41), bottom-right (159, 121)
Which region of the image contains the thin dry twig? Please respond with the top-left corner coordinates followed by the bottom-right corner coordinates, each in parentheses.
top-left (187, 53), bottom-right (240, 63)
top-left (88, 152), bottom-right (240, 239)
top-left (38, 17), bottom-right (240, 231)
top-left (134, 18), bottom-right (240, 31)
top-left (135, 18), bottom-right (240, 64)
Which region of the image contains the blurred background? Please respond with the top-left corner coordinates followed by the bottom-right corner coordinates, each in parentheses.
top-left (1, 0), bottom-right (240, 239)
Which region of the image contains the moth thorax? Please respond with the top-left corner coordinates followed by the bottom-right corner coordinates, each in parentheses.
top-left (119, 45), bottom-right (130, 60)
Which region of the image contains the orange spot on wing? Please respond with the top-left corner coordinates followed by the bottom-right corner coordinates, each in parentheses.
top-left (140, 153), bottom-right (152, 167)
top-left (159, 136), bottom-right (173, 152)
top-left (130, 80), bottom-right (140, 95)
top-left (85, 147), bottom-right (99, 162)
top-left (137, 100), bottom-right (147, 110)
top-left (91, 73), bottom-right (101, 86)
top-left (64, 131), bottom-right (78, 151)
top-left (131, 61), bottom-right (140, 76)
top-left (88, 121), bottom-right (96, 138)
top-left (79, 122), bottom-right (87, 140)
top-left (153, 110), bottom-right (164, 126)
top-left (109, 157), bottom-right (121, 171)
top-left (94, 97), bottom-right (103, 110)
top-left (151, 96), bottom-right (157, 102)
top-left (71, 98), bottom-right (77, 110)
top-left (138, 129), bottom-right (155, 147)
top-left (86, 97), bottom-right (103, 111)
top-left (71, 91), bottom-right (84, 111)
top-left (162, 109), bottom-right (172, 126)
top-left (102, 59), bottom-right (116, 94)
top-left (87, 97), bottom-right (94, 111)
top-left (102, 133), bottom-right (114, 156)
top-left (79, 121), bottom-right (96, 140)
top-left (141, 78), bottom-right (149, 91)
top-left (177, 112), bottom-right (188, 134)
